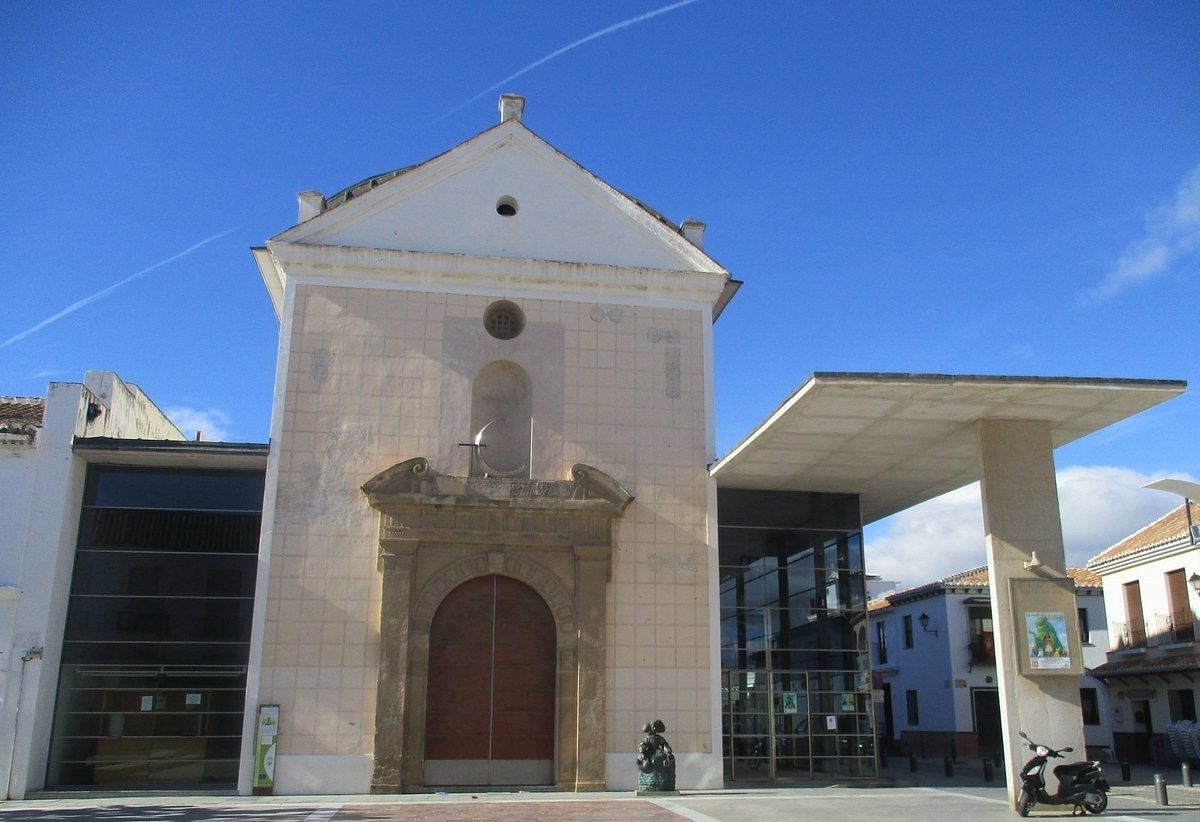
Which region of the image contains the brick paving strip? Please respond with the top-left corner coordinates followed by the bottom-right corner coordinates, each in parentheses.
top-left (335, 799), bottom-right (692, 822)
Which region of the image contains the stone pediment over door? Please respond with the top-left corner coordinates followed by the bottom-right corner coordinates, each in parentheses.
top-left (361, 457), bottom-right (632, 792)
top-left (362, 457), bottom-right (633, 550)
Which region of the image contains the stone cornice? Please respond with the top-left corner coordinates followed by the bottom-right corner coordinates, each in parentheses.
top-left (265, 242), bottom-right (729, 309)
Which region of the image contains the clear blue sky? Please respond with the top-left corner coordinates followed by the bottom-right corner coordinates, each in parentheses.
top-left (3, 1), bottom-right (1198, 582)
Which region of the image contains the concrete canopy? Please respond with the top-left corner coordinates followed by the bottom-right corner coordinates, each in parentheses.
top-left (710, 372), bottom-right (1186, 525)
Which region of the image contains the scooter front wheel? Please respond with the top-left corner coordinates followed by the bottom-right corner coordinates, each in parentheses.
top-left (1016, 789), bottom-right (1032, 817)
top-left (1083, 791), bottom-right (1108, 815)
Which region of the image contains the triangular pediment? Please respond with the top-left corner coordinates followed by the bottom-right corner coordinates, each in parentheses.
top-left (272, 120), bottom-right (726, 275)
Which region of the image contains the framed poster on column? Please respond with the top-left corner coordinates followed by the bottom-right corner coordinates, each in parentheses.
top-left (1009, 578), bottom-right (1083, 675)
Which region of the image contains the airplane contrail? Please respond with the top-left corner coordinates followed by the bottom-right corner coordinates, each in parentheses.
top-left (435, 0), bottom-right (704, 123)
top-left (1, 229), bottom-right (235, 349)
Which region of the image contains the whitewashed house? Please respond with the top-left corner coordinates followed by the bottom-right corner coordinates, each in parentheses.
top-left (870, 566), bottom-right (1113, 761)
top-left (1087, 497), bottom-right (1200, 764)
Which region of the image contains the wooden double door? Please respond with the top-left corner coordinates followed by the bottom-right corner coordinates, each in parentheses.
top-left (423, 575), bottom-right (557, 786)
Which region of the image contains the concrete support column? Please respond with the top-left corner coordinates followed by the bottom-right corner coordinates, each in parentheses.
top-left (976, 419), bottom-right (1085, 807)
top-left (371, 540), bottom-right (417, 793)
top-left (573, 546), bottom-right (609, 791)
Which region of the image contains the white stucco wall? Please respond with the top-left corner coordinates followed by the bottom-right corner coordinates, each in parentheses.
top-left (1097, 543), bottom-right (1199, 746)
top-left (0, 373), bottom-right (184, 798)
top-left (873, 583), bottom-right (1111, 757)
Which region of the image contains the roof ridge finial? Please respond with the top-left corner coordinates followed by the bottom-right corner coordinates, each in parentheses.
top-left (499, 94), bottom-right (525, 123)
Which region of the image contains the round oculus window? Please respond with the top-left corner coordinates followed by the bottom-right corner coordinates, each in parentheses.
top-left (484, 300), bottom-right (525, 340)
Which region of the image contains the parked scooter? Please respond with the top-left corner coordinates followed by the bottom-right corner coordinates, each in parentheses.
top-left (1016, 731), bottom-right (1110, 816)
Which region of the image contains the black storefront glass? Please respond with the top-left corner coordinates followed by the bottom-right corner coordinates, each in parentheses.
top-left (46, 467), bottom-right (263, 789)
top-left (717, 489), bottom-right (875, 781)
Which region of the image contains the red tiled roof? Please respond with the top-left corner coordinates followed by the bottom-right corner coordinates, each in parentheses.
top-left (1088, 503), bottom-right (1191, 568)
top-left (869, 565), bottom-right (1099, 608)
top-left (0, 397), bottom-right (45, 429)
top-left (1088, 653), bottom-right (1200, 679)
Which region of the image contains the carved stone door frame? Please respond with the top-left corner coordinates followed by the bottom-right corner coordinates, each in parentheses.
top-left (362, 458), bottom-right (632, 792)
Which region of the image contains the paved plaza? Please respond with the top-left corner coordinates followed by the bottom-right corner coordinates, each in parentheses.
top-left (1, 761), bottom-right (1197, 821)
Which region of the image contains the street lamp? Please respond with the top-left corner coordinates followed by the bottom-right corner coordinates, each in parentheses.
top-left (1143, 478), bottom-right (1200, 545)
top-left (1189, 572), bottom-right (1200, 595)
top-left (918, 612), bottom-right (939, 637)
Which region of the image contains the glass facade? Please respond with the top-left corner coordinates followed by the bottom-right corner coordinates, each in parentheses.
top-left (46, 466), bottom-right (263, 788)
top-left (718, 489), bottom-right (874, 780)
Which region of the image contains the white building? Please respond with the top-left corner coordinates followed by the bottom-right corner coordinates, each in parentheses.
top-left (1087, 495), bottom-right (1200, 764)
top-left (0, 373), bottom-right (192, 798)
top-left (870, 566), bottom-right (1113, 761)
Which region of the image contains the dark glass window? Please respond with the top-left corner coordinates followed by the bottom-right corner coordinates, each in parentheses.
top-left (876, 621), bottom-right (888, 665)
top-left (903, 615), bottom-right (914, 649)
top-left (1080, 688), bottom-right (1100, 726)
top-left (717, 489), bottom-right (873, 779)
top-left (906, 690), bottom-right (920, 725)
top-left (969, 605), bottom-right (995, 664)
top-left (1077, 607), bottom-right (1091, 645)
top-left (47, 466), bottom-right (263, 789)
top-left (1168, 688), bottom-right (1197, 723)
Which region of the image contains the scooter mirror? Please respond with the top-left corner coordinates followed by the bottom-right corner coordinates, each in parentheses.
top-left (1019, 731), bottom-right (1029, 740)
top-left (1062, 747), bottom-right (1073, 753)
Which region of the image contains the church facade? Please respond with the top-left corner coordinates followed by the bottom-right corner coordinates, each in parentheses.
top-left (244, 95), bottom-right (736, 793)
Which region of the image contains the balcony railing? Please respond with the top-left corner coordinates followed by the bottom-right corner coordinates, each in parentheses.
top-left (1113, 612), bottom-right (1196, 650)
top-left (1154, 610), bottom-right (1196, 645)
top-left (1112, 620), bottom-right (1147, 650)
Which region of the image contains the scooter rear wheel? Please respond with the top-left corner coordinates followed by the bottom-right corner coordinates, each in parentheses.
top-left (1016, 789), bottom-right (1032, 817)
top-left (1083, 791), bottom-right (1108, 815)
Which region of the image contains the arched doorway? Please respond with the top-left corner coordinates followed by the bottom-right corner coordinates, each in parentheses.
top-left (362, 458), bottom-right (633, 793)
top-left (423, 575), bottom-right (556, 787)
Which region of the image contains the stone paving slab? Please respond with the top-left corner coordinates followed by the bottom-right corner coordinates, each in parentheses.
top-left (337, 798), bottom-right (687, 821)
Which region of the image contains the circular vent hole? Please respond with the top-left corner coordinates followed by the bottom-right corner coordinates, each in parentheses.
top-left (496, 196), bottom-right (518, 217)
top-left (484, 300), bottom-right (525, 340)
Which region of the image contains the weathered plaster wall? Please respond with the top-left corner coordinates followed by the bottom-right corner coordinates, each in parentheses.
top-left (256, 283), bottom-right (714, 792)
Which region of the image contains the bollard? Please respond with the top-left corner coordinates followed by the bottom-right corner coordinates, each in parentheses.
top-left (983, 759), bottom-right (994, 782)
top-left (944, 757), bottom-right (954, 778)
top-left (1183, 762), bottom-right (1193, 788)
top-left (1121, 760), bottom-right (1131, 782)
top-left (909, 753), bottom-right (918, 773)
top-left (1154, 773), bottom-right (1168, 806)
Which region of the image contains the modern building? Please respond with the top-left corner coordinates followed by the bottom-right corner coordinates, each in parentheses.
top-left (1086, 491), bottom-right (1200, 764)
top-left (1, 96), bottom-right (1188, 799)
top-left (0, 373), bottom-right (268, 795)
top-left (869, 566), bottom-right (1112, 762)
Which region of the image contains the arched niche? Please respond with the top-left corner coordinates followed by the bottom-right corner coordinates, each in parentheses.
top-left (470, 360), bottom-right (532, 478)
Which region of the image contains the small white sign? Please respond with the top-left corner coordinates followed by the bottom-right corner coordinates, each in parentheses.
top-left (140, 695), bottom-right (154, 711)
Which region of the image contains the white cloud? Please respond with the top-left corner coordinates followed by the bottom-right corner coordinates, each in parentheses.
top-left (164, 406), bottom-right (232, 442)
top-left (1085, 163), bottom-right (1200, 302)
top-left (864, 465), bottom-right (1192, 590)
